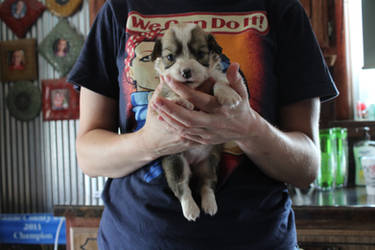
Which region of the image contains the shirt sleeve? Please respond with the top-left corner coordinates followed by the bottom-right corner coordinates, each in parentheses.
top-left (276, 1), bottom-right (339, 106)
top-left (67, 1), bottom-right (121, 100)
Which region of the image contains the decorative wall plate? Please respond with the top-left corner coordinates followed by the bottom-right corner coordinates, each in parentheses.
top-left (6, 81), bottom-right (41, 121)
top-left (0, 0), bottom-right (46, 38)
top-left (0, 39), bottom-right (38, 82)
top-left (45, 0), bottom-right (82, 17)
top-left (42, 78), bottom-right (79, 121)
top-left (38, 19), bottom-right (84, 76)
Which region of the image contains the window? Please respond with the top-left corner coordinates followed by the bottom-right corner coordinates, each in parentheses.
top-left (345, 0), bottom-right (375, 120)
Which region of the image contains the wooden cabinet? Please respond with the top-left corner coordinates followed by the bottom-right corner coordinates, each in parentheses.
top-left (300, 0), bottom-right (352, 122)
top-left (70, 227), bottom-right (98, 250)
top-left (300, 0), bottom-right (333, 49)
top-left (54, 206), bottom-right (102, 250)
top-left (295, 207), bottom-right (375, 250)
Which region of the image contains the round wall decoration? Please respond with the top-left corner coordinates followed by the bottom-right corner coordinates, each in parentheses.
top-left (6, 81), bottom-right (42, 121)
top-left (45, 0), bottom-right (82, 17)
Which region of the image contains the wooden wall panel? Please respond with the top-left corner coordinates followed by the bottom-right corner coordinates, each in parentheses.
top-left (89, 0), bottom-right (106, 26)
top-left (311, 0), bottom-right (330, 48)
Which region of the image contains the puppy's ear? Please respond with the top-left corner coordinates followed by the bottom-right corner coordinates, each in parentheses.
top-left (151, 39), bottom-right (162, 61)
top-left (207, 34), bottom-right (222, 55)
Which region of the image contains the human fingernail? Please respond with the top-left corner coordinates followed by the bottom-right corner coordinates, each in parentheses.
top-left (236, 72), bottom-right (241, 80)
top-left (166, 75), bottom-right (172, 83)
top-left (154, 98), bottom-right (164, 107)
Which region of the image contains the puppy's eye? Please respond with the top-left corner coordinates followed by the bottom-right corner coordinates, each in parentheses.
top-left (166, 54), bottom-right (175, 62)
top-left (197, 51), bottom-right (207, 59)
top-left (196, 50), bottom-right (208, 60)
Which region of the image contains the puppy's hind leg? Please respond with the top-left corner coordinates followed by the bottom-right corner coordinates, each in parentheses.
top-left (162, 154), bottom-right (200, 221)
top-left (194, 150), bottom-right (220, 216)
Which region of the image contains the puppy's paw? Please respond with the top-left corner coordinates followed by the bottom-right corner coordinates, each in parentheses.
top-left (216, 89), bottom-right (242, 108)
top-left (201, 190), bottom-right (218, 216)
top-left (213, 82), bottom-right (242, 108)
top-left (181, 198), bottom-right (200, 221)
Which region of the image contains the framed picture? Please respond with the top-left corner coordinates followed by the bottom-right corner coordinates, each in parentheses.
top-left (0, 0), bottom-right (46, 38)
top-left (38, 19), bottom-right (85, 76)
top-left (46, 0), bottom-right (82, 17)
top-left (42, 78), bottom-right (79, 121)
top-left (0, 39), bottom-right (38, 82)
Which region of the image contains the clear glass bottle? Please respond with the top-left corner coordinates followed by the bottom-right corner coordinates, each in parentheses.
top-left (353, 127), bottom-right (375, 186)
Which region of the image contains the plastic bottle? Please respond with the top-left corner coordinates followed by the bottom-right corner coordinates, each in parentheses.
top-left (353, 127), bottom-right (375, 186)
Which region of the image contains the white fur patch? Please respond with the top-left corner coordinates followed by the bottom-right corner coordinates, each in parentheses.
top-left (201, 186), bottom-right (218, 216)
top-left (171, 23), bottom-right (196, 49)
top-left (181, 191), bottom-right (200, 221)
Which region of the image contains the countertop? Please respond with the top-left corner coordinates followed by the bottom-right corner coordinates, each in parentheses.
top-left (54, 187), bottom-right (375, 248)
top-left (290, 186), bottom-right (375, 207)
top-left (54, 186), bottom-right (375, 218)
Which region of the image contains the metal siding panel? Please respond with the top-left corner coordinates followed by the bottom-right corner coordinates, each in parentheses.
top-left (0, 0), bottom-right (98, 212)
top-left (69, 120), bottom-right (77, 205)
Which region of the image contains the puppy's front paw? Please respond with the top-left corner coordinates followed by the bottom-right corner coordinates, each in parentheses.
top-left (216, 88), bottom-right (242, 108)
top-left (201, 189), bottom-right (218, 216)
top-left (181, 198), bottom-right (200, 221)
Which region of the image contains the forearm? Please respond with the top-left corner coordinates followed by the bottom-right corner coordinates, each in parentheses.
top-left (235, 112), bottom-right (320, 188)
top-left (76, 129), bottom-right (157, 178)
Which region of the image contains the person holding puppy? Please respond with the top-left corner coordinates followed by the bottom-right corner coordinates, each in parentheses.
top-left (68, 0), bottom-right (338, 249)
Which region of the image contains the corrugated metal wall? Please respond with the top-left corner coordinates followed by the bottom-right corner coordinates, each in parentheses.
top-left (0, 0), bottom-right (106, 213)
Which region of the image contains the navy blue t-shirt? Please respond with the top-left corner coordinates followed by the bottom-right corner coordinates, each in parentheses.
top-left (68, 0), bottom-right (338, 249)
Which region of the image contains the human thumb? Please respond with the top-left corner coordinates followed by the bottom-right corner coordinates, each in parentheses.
top-left (226, 63), bottom-right (248, 99)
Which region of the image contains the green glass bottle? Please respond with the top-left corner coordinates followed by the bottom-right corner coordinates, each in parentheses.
top-left (316, 128), bottom-right (337, 191)
top-left (333, 127), bottom-right (348, 188)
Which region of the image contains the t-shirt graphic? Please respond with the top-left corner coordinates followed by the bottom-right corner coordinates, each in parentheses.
top-left (122, 11), bottom-right (270, 184)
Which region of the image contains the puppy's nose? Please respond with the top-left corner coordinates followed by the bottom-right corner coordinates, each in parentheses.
top-left (182, 69), bottom-right (192, 79)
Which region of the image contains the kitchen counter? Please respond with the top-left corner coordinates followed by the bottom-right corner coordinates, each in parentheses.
top-left (290, 186), bottom-right (375, 207)
top-left (54, 187), bottom-right (375, 217)
top-left (289, 187), bottom-right (375, 249)
top-left (54, 187), bottom-right (375, 250)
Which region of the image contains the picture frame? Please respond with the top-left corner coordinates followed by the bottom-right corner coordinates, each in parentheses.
top-left (0, 39), bottom-right (38, 82)
top-left (42, 78), bottom-right (79, 121)
top-left (0, 0), bottom-right (46, 38)
top-left (38, 19), bottom-right (85, 76)
top-left (45, 0), bottom-right (83, 17)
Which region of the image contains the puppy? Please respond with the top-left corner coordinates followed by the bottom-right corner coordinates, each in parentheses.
top-left (151, 23), bottom-right (242, 221)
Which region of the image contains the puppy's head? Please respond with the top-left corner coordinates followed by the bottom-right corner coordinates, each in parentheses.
top-left (151, 23), bottom-right (222, 88)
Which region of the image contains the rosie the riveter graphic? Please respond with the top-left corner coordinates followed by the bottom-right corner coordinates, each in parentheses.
top-left (122, 11), bottom-right (269, 183)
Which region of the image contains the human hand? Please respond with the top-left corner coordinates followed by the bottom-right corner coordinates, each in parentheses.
top-left (152, 63), bottom-right (256, 145)
top-left (138, 79), bottom-right (200, 158)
